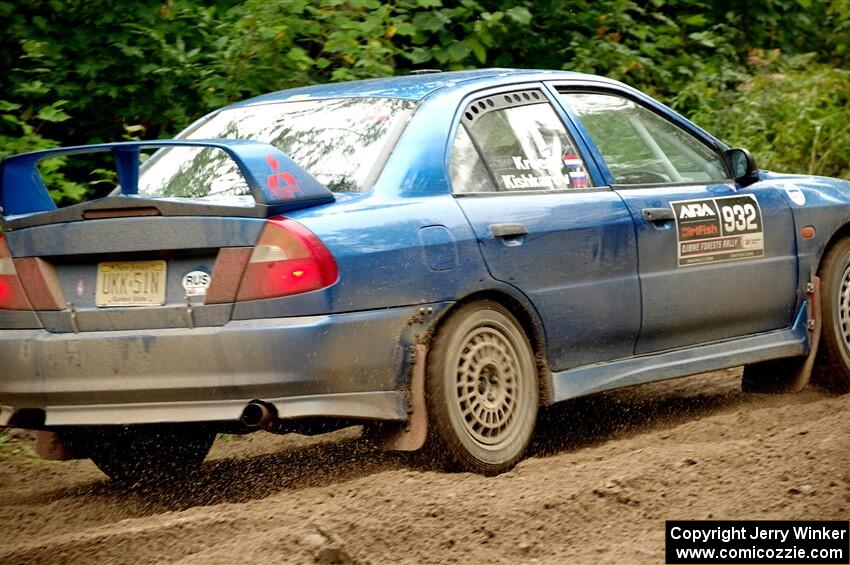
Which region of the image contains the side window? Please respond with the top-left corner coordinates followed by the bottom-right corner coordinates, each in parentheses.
top-left (450, 126), bottom-right (497, 194)
top-left (450, 90), bottom-right (591, 193)
top-left (559, 92), bottom-right (728, 185)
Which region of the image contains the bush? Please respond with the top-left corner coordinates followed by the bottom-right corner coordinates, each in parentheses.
top-left (0, 99), bottom-right (87, 205)
top-left (677, 53), bottom-right (850, 180)
top-left (0, 0), bottom-right (848, 203)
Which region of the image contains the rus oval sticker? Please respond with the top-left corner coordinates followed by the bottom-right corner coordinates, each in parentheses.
top-left (181, 270), bottom-right (211, 297)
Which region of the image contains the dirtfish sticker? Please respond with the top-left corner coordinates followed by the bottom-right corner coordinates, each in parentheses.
top-left (671, 195), bottom-right (764, 267)
top-left (181, 270), bottom-right (211, 297)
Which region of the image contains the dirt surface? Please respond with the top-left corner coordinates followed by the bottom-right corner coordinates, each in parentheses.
top-left (1, 368), bottom-right (848, 564)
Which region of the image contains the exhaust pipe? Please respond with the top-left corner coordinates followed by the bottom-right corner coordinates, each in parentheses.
top-left (241, 401), bottom-right (273, 429)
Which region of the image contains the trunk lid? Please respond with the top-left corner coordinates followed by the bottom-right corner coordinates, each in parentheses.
top-left (3, 216), bottom-right (265, 332)
top-left (0, 140), bottom-right (335, 332)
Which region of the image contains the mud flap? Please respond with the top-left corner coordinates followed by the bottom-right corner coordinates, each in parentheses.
top-left (742, 275), bottom-right (822, 393)
top-left (382, 343), bottom-right (428, 451)
top-left (35, 431), bottom-right (82, 461)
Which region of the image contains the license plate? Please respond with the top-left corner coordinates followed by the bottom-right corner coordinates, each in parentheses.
top-left (95, 260), bottom-right (167, 307)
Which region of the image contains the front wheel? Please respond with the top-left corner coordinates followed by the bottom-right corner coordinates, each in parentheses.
top-left (424, 301), bottom-right (539, 475)
top-left (812, 237), bottom-right (850, 393)
top-left (72, 425), bottom-right (216, 485)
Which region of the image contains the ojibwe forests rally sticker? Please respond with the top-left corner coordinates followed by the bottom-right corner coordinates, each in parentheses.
top-left (671, 195), bottom-right (764, 267)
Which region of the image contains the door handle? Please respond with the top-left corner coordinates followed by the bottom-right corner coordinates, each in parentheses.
top-left (642, 208), bottom-right (675, 222)
top-left (490, 223), bottom-right (528, 238)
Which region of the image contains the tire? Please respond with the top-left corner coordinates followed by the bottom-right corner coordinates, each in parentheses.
top-left (424, 300), bottom-right (538, 475)
top-left (76, 425), bottom-right (215, 485)
top-left (812, 236), bottom-right (850, 394)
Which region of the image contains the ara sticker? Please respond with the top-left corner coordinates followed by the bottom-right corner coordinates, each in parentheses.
top-left (181, 270), bottom-right (211, 297)
top-left (671, 195), bottom-right (764, 267)
top-left (784, 186), bottom-right (806, 206)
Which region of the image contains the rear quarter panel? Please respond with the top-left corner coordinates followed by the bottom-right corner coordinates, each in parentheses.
top-left (231, 193), bottom-right (493, 320)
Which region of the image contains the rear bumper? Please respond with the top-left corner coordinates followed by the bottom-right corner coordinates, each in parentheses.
top-left (0, 303), bottom-right (446, 427)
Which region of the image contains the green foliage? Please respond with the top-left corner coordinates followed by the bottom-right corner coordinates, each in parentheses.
top-left (0, 0), bottom-right (848, 203)
top-left (0, 99), bottom-right (87, 205)
top-left (679, 54), bottom-right (850, 179)
top-left (488, 0), bottom-right (747, 99)
top-left (0, 430), bottom-right (39, 459)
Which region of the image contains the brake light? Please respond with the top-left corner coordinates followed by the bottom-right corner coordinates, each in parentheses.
top-left (0, 235), bottom-right (33, 311)
top-left (233, 217), bottom-right (338, 302)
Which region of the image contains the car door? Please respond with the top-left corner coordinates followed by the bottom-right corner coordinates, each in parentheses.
top-left (449, 86), bottom-right (641, 371)
top-left (555, 88), bottom-right (798, 354)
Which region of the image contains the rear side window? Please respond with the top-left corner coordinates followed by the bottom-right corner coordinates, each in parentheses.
top-left (450, 127), bottom-right (496, 194)
top-left (451, 90), bottom-right (591, 193)
top-left (559, 92), bottom-right (727, 185)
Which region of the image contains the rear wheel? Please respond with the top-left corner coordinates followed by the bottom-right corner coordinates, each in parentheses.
top-left (424, 301), bottom-right (538, 474)
top-left (812, 237), bottom-right (850, 393)
top-left (76, 425), bottom-right (215, 485)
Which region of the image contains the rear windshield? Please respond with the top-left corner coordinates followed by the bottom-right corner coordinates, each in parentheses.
top-left (137, 97), bottom-right (416, 201)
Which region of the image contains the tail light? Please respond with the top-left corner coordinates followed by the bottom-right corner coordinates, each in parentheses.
top-left (207, 217), bottom-right (338, 303)
top-left (0, 234), bottom-right (33, 311)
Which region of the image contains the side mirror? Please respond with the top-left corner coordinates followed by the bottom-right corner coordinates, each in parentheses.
top-left (725, 148), bottom-right (759, 186)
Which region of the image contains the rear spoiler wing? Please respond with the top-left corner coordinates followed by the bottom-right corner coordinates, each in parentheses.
top-left (0, 139), bottom-right (335, 217)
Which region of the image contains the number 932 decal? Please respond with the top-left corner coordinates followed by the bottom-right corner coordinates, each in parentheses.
top-left (670, 195), bottom-right (764, 267)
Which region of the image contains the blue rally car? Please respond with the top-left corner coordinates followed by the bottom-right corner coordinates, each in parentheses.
top-left (1, 69), bottom-right (849, 482)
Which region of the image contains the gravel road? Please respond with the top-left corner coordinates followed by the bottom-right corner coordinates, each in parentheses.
top-left (1, 368), bottom-right (847, 564)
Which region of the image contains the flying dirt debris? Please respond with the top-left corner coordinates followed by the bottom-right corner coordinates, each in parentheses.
top-left (0, 370), bottom-right (847, 564)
